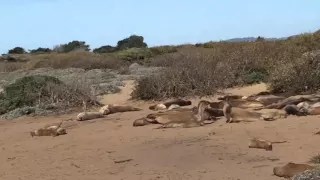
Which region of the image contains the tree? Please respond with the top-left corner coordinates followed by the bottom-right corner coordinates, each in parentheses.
top-left (29, 47), bottom-right (52, 54)
top-left (93, 45), bottom-right (117, 53)
top-left (256, 36), bottom-right (265, 42)
top-left (53, 40), bottom-right (90, 53)
top-left (116, 35), bottom-right (147, 50)
top-left (8, 47), bottom-right (26, 54)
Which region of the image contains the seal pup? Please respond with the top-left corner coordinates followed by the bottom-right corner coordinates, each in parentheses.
top-left (30, 120), bottom-right (67, 137)
top-left (273, 162), bottom-right (315, 178)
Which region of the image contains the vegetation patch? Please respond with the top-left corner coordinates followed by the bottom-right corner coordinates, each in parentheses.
top-left (0, 75), bottom-right (96, 116)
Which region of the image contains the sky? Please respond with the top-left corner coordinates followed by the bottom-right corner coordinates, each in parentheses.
top-left (0, 0), bottom-right (319, 54)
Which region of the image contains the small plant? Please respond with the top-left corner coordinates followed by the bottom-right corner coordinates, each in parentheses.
top-left (309, 154), bottom-right (320, 164)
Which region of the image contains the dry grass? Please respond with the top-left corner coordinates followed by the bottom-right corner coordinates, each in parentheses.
top-left (0, 52), bottom-right (123, 72)
top-left (23, 52), bottom-right (122, 70)
top-left (131, 53), bottom-right (235, 100)
top-left (0, 62), bottom-right (24, 72)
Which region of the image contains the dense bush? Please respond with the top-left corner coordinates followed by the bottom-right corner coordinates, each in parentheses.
top-left (268, 50), bottom-right (320, 93)
top-left (0, 75), bottom-right (96, 115)
top-left (29, 47), bottom-right (52, 54)
top-left (115, 48), bottom-right (153, 63)
top-left (117, 35), bottom-right (147, 50)
top-left (53, 40), bottom-right (90, 53)
top-left (93, 45), bottom-right (117, 53)
top-left (149, 46), bottom-right (178, 55)
top-left (131, 54), bottom-right (237, 100)
top-left (8, 47), bottom-right (26, 54)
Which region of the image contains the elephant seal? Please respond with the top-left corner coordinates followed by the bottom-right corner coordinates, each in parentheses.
top-left (168, 104), bottom-right (180, 110)
top-left (218, 94), bottom-right (243, 100)
top-left (99, 104), bottom-right (142, 115)
top-left (149, 99), bottom-right (191, 110)
top-left (222, 100), bottom-right (232, 123)
top-left (163, 99), bottom-right (192, 107)
top-left (149, 103), bottom-right (167, 111)
top-left (30, 120), bottom-right (67, 137)
top-left (76, 112), bottom-right (104, 121)
top-left (273, 162), bottom-right (315, 178)
top-left (134, 100), bottom-right (214, 128)
top-left (132, 117), bottom-right (152, 127)
top-left (284, 104), bottom-right (308, 116)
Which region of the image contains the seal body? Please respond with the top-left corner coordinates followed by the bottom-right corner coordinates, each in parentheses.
top-left (30, 127), bottom-right (67, 137)
top-left (273, 162), bottom-right (315, 178)
top-left (223, 101), bottom-right (232, 123)
top-left (76, 112), bottom-right (104, 121)
top-left (248, 138), bottom-right (272, 151)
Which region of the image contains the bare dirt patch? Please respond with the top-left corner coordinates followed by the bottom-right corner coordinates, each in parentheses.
top-left (0, 82), bottom-right (319, 180)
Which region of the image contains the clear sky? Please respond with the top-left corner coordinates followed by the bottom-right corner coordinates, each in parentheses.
top-left (0, 0), bottom-right (319, 53)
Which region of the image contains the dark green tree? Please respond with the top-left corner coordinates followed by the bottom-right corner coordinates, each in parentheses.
top-left (256, 36), bottom-right (265, 42)
top-left (29, 47), bottom-right (52, 54)
top-left (116, 35), bottom-right (147, 50)
top-left (93, 45), bottom-right (117, 53)
top-left (53, 40), bottom-right (90, 53)
top-left (8, 47), bottom-right (26, 54)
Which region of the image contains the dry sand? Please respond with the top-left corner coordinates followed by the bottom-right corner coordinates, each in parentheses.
top-left (1, 80), bottom-right (319, 180)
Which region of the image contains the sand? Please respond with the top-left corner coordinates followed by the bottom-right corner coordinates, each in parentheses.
top-left (0, 80), bottom-right (319, 180)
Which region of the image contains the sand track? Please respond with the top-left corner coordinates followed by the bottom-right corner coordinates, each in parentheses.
top-left (1, 81), bottom-right (319, 180)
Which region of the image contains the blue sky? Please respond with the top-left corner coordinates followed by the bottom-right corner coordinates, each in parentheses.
top-left (0, 0), bottom-right (319, 54)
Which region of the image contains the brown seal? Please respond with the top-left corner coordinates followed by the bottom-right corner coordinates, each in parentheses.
top-left (273, 162), bottom-right (315, 178)
top-left (76, 112), bottom-right (104, 121)
top-left (248, 138), bottom-right (273, 151)
top-left (100, 104), bottom-right (142, 115)
top-left (132, 117), bottom-right (152, 127)
top-left (133, 100), bottom-right (214, 128)
top-left (149, 99), bottom-right (192, 110)
top-left (218, 95), bottom-right (243, 100)
top-left (222, 100), bottom-right (232, 123)
top-left (30, 120), bottom-right (67, 137)
top-left (284, 104), bottom-right (308, 116)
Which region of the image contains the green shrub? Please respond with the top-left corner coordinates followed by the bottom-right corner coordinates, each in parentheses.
top-left (149, 46), bottom-right (178, 55)
top-left (244, 71), bottom-right (268, 85)
top-left (115, 48), bottom-right (153, 63)
top-left (0, 75), bottom-right (95, 115)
